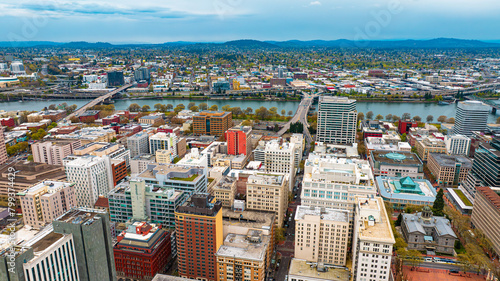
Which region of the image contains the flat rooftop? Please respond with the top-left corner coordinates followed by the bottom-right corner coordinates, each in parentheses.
top-left (20, 180), bottom-right (72, 195)
top-left (376, 176), bottom-right (437, 202)
top-left (356, 197), bottom-right (395, 243)
top-left (429, 153), bottom-right (472, 169)
top-left (371, 150), bottom-right (423, 166)
top-left (295, 205), bottom-right (349, 223)
top-left (215, 232), bottom-right (269, 261)
top-left (55, 208), bottom-right (106, 225)
top-left (288, 258), bottom-right (350, 281)
top-left (222, 209), bottom-right (275, 230)
top-left (132, 153), bottom-right (156, 161)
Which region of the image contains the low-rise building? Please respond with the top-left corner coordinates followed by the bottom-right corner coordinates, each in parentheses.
top-left (288, 259), bottom-right (350, 281)
top-left (427, 153), bottom-right (472, 186)
top-left (375, 176), bottom-right (437, 209)
top-left (370, 150), bottom-right (424, 179)
top-left (136, 163), bottom-right (207, 195)
top-left (415, 137), bottom-right (447, 161)
top-left (131, 153), bottom-right (156, 175)
top-left (139, 114), bottom-right (164, 126)
top-left (445, 134), bottom-right (471, 155)
top-left (213, 176), bottom-right (236, 208)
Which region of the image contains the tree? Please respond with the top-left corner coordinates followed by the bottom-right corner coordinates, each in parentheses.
top-left (48, 104), bottom-right (57, 110)
top-left (142, 105), bottom-right (150, 112)
top-left (222, 105), bottom-right (231, 112)
top-left (400, 133), bottom-right (407, 142)
top-left (128, 103), bottom-right (141, 112)
top-left (413, 115), bottom-right (421, 122)
top-left (394, 237), bottom-right (407, 250)
top-left (177, 104), bottom-right (185, 110)
top-left (281, 109), bottom-right (286, 116)
top-left (446, 117), bottom-right (455, 124)
top-left (392, 115), bottom-right (400, 122)
top-left (190, 106), bottom-right (199, 112)
top-left (245, 107), bottom-right (253, 115)
top-left (405, 250), bottom-right (423, 269)
top-left (358, 112), bottom-right (365, 121)
top-left (385, 114), bottom-right (393, 121)
top-left (209, 105), bottom-right (218, 111)
top-left (199, 102), bottom-right (208, 110)
top-left (188, 102), bottom-right (196, 109)
top-left (269, 107), bottom-right (278, 115)
top-left (427, 115), bottom-right (434, 122)
top-left (166, 104), bottom-right (173, 111)
top-left (255, 107), bottom-right (271, 119)
top-left (437, 115), bottom-right (447, 123)
top-left (241, 120), bottom-right (252, 126)
top-left (154, 103), bottom-right (163, 112)
top-left (375, 114), bottom-right (383, 120)
top-left (110, 137), bottom-right (117, 143)
top-left (402, 112), bottom-right (411, 120)
top-left (433, 189), bottom-right (445, 216)
top-left (288, 110), bottom-right (293, 116)
top-left (395, 213), bottom-right (403, 226)
top-left (366, 111), bottom-right (374, 120)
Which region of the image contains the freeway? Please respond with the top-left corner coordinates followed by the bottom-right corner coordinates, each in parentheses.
top-left (277, 92), bottom-right (316, 143)
top-left (65, 84), bottom-right (133, 120)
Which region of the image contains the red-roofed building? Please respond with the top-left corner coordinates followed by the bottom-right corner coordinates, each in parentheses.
top-left (94, 196), bottom-right (109, 212)
top-left (0, 117), bottom-right (15, 128)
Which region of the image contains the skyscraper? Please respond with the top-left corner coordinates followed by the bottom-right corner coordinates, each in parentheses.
top-left (107, 71), bottom-right (124, 87)
top-left (317, 96), bottom-right (357, 144)
top-left (127, 132), bottom-right (150, 157)
top-left (134, 67), bottom-right (151, 82)
top-left (453, 100), bottom-right (490, 137)
top-left (175, 193), bottom-right (223, 281)
top-left (225, 125), bottom-right (252, 156)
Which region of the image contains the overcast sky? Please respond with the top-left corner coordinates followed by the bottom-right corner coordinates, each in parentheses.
top-left (1, 0), bottom-right (499, 43)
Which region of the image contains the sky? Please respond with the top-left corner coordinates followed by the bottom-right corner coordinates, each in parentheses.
top-left (1, 0), bottom-right (500, 43)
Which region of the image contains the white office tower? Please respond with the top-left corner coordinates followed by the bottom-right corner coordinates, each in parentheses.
top-left (264, 141), bottom-right (296, 175)
top-left (453, 100), bottom-right (490, 137)
top-left (149, 132), bottom-right (178, 156)
top-left (294, 206), bottom-right (350, 266)
top-left (10, 61), bottom-right (26, 74)
top-left (317, 96), bottom-right (357, 144)
top-left (352, 197), bottom-right (395, 281)
top-left (64, 155), bottom-right (113, 208)
top-left (445, 134), bottom-right (471, 155)
top-left (127, 132), bottom-right (149, 157)
top-left (300, 155), bottom-right (376, 237)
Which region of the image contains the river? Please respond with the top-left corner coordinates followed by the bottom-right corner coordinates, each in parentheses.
top-left (2, 98), bottom-right (499, 123)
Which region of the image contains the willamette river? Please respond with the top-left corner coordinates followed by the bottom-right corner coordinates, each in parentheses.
top-left (2, 98), bottom-right (499, 123)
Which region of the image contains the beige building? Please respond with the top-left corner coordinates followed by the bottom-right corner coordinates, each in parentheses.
top-left (246, 173), bottom-right (289, 228)
top-left (288, 258), bottom-right (350, 281)
top-left (55, 127), bottom-right (116, 144)
top-left (471, 186), bottom-right (500, 258)
top-left (0, 127), bottom-right (8, 165)
top-left (213, 176), bottom-right (236, 208)
top-left (427, 153), bottom-right (472, 186)
top-left (138, 115), bottom-right (163, 126)
top-left (294, 206), bottom-right (349, 266)
top-left (156, 149), bottom-right (173, 164)
top-left (415, 137), bottom-right (447, 161)
top-left (352, 197), bottom-right (395, 281)
top-left (32, 139), bottom-right (82, 165)
top-left (19, 180), bottom-right (76, 229)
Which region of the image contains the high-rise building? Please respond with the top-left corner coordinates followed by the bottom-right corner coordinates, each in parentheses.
top-left (10, 61), bottom-right (25, 75)
top-left (300, 155), bottom-right (376, 236)
top-left (445, 134), bottom-right (471, 155)
top-left (107, 71), bottom-right (124, 87)
top-left (64, 155), bottom-right (114, 208)
top-left (193, 111), bottom-right (232, 136)
top-left (52, 208), bottom-right (117, 281)
top-left (31, 139), bottom-right (82, 165)
top-left (19, 180), bottom-right (76, 229)
top-left (294, 206), bottom-right (349, 266)
top-left (127, 132), bottom-right (150, 157)
top-left (454, 100), bottom-right (490, 137)
top-left (317, 96), bottom-right (357, 144)
top-left (149, 132), bottom-right (178, 156)
top-left (427, 153), bottom-right (472, 186)
top-left (0, 126), bottom-right (8, 165)
top-left (114, 221), bottom-right (172, 280)
top-left (175, 193), bottom-right (223, 281)
top-left (225, 125), bottom-right (252, 156)
top-left (108, 179), bottom-right (188, 227)
top-left (462, 137), bottom-right (500, 200)
top-left (352, 197), bottom-right (395, 281)
top-left (246, 173), bottom-right (289, 228)
top-left (471, 186), bottom-right (500, 258)
top-left (254, 139), bottom-right (297, 175)
top-left (134, 67), bottom-right (151, 82)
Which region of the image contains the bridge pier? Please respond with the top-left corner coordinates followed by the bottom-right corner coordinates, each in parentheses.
top-left (493, 108), bottom-right (497, 114)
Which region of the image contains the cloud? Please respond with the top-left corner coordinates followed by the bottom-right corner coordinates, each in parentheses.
top-left (310, 1), bottom-right (322, 6)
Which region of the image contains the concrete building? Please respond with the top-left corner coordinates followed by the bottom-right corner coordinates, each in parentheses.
top-left (18, 180), bottom-right (76, 229)
top-left (131, 153), bottom-right (156, 175)
top-left (226, 125), bottom-right (252, 156)
top-left (177, 148), bottom-right (208, 168)
top-left (64, 155), bottom-right (113, 208)
top-left (375, 176), bottom-right (437, 209)
top-left (471, 186), bottom-right (500, 258)
top-left (401, 206), bottom-right (457, 255)
top-left (193, 111), bottom-right (232, 136)
top-left (445, 134), bottom-right (471, 155)
top-left (212, 176), bottom-right (236, 208)
top-left (108, 179), bottom-right (188, 227)
top-left (31, 139), bottom-right (82, 165)
top-left (127, 132), bottom-right (149, 158)
top-left (317, 96), bottom-right (357, 144)
top-left (415, 137), bottom-right (447, 162)
top-left (175, 194), bottom-right (223, 281)
top-left (288, 258), bottom-right (350, 281)
top-left (114, 222), bottom-right (172, 280)
top-left (294, 206), bottom-right (349, 266)
top-left (52, 208), bottom-right (116, 281)
top-left (352, 197), bottom-right (395, 281)
top-left (136, 163), bottom-right (207, 195)
top-left (454, 100), bottom-right (490, 137)
top-left (0, 127), bottom-right (8, 165)
top-left (369, 151), bottom-right (424, 179)
top-left (427, 153), bottom-right (472, 186)
top-left (246, 173), bottom-right (289, 228)
top-left (156, 149), bottom-right (173, 164)
top-left (301, 156), bottom-right (376, 236)
top-left (139, 115), bottom-right (164, 126)
top-left (255, 139), bottom-right (297, 175)
top-left (149, 132), bottom-right (178, 156)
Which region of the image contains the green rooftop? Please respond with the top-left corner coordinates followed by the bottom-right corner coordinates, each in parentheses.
top-left (170, 174), bottom-right (199, 182)
top-left (454, 189), bottom-right (472, 206)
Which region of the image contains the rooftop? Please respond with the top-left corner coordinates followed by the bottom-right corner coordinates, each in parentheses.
top-left (79, 110), bottom-right (100, 117)
top-left (295, 205), bottom-right (349, 223)
top-left (476, 186), bottom-right (500, 210)
top-left (288, 258), bottom-right (350, 281)
top-left (376, 176), bottom-right (436, 202)
top-left (356, 197), bottom-right (395, 243)
top-left (55, 208), bottom-right (107, 225)
top-left (132, 153), bottom-right (156, 161)
top-left (222, 209), bottom-right (275, 230)
top-left (215, 232), bottom-right (270, 261)
top-left (371, 151), bottom-right (423, 166)
top-left (429, 153), bottom-right (473, 169)
top-left (19, 180), bottom-right (73, 196)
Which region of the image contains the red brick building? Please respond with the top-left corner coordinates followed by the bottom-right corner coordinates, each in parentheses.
top-left (0, 118), bottom-right (15, 128)
top-left (111, 159), bottom-right (127, 186)
top-left (114, 222), bottom-right (172, 280)
top-left (398, 119), bottom-right (418, 134)
top-left (79, 110), bottom-right (100, 123)
top-left (175, 194), bottom-right (223, 281)
top-left (102, 115), bottom-right (120, 125)
top-left (119, 124), bottom-right (142, 135)
top-left (225, 126), bottom-right (252, 156)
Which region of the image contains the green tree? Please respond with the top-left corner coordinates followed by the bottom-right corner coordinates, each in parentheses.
top-left (199, 102), bottom-right (208, 110)
top-left (385, 114), bottom-right (393, 121)
top-left (142, 105), bottom-right (150, 112)
top-left (375, 114), bottom-right (383, 120)
top-left (446, 117), bottom-right (455, 124)
top-left (400, 133), bottom-right (407, 142)
top-left (188, 102), bottom-right (196, 109)
top-left (209, 105), bottom-right (218, 111)
top-left (288, 110), bottom-right (293, 116)
top-left (154, 103), bottom-right (164, 112)
top-left (427, 115), bottom-right (434, 122)
top-left (190, 106), bottom-right (199, 112)
top-left (166, 104), bottom-right (173, 111)
top-left (222, 105), bottom-right (231, 112)
top-left (128, 103), bottom-right (141, 112)
top-left (432, 189), bottom-right (445, 216)
top-left (366, 111), bottom-right (374, 120)
top-left (437, 115), bottom-right (447, 123)
top-left (358, 112), bottom-right (365, 121)
top-left (395, 213), bottom-right (403, 226)
top-left (402, 112), bottom-right (411, 120)
top-left (281, 109), bottom-right (286, 116)
top-left (245, 107), bottom-right (253, 115)
top-left (413, 115), bottom-right (421, 122)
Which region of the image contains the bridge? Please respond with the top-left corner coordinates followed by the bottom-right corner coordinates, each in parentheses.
top-left (466, 94), bottom-right (500, 113)
top-left (65, 84), bottom-right (133, 120)
top-left (277, 92), bottom-right (317, 143)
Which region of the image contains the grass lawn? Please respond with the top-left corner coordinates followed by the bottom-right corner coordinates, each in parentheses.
top-left (454, 189), bottom-right (472, 206)
top-left (171, 174), bottom-right (198, 181)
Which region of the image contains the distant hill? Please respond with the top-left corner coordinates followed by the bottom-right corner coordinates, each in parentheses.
top-left (0, 38), bottom-right (499, 49)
